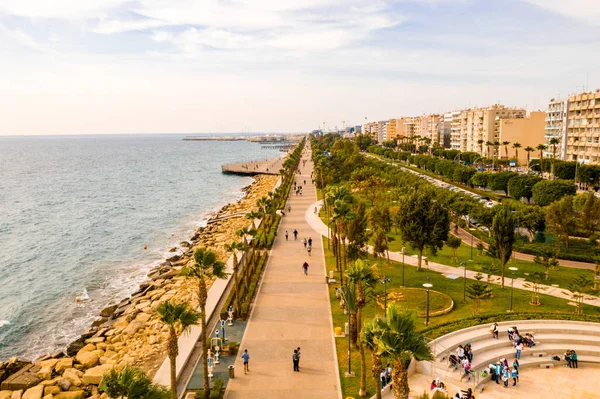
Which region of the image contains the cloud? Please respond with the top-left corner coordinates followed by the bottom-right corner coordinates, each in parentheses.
top-left (520, 0), bottom-right (600, 24)
top-left (0, 23), bottom-right (57, 53)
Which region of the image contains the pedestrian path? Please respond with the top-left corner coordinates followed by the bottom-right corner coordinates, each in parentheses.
top-left (224, 146), bottom-right (341, 399)
top-left (305, 201), bottom-right (600, 308)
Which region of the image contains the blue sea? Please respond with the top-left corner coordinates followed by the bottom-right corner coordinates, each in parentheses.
top-left (0, 134), bottom-right (282, 361)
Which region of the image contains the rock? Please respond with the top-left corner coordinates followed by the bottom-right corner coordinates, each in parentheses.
top-left (99, 305), bottom-right (118, 318)
top-left (55, 380), bottom-right (70, 392)
top-left (22, 386), bottom-right (43, 399)
top-left (43, 388), bottom-right (60, 396)
top-left (84, 338), bottom-right (105, 344)
top-left (65, 340), bottom-right (85, 358)
top-left (74, 352), bottom-right (98, 369)
top-left (123, 321), bottom-right (144, 336)
top-left (147, 335), bottom-right (158, 345)
top-left (38, 379), bottom-right (59, 388)
top-left (41, 394), bottom-right (53, 399)
top-left (0, 392), bottom-right (13, 399)
top-left (61, 370), bottom-right (81, 387)
top-left (90, 319), bottom-right (107, 328)
top-left (168, 247), bottom-right (177, 253)
top-left (134, 313), bottom-right (151, 323)
top-left (81, 365), bottom-right (112, 386)
top-left (54, 392), bottom-right (83, 399)
top-left (54, 359), bottom-right (72, 374)
top-left (10, 391), bottom-right (23, 399)
top-left (166, 255), bottom-right (180, 262)
top-left (35, 360), bottom-right (58, 370)
top-left (36, 367), bottom-right (52, 381)
top-left (76, 344), bottom-right (95, 355)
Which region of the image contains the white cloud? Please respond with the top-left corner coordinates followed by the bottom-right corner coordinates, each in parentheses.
top-left (0, 23), bottom-right (57, 53)
top-left (521, 0), bottom-right (600, 24)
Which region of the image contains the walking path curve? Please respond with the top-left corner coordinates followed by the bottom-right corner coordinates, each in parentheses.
top-left (224, 145), bottom-right (341, 399)
top-left (305, 201), bottom-right (600, 308)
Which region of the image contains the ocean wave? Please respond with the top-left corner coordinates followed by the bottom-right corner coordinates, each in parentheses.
top-left (0, 320), bottom-right (10, 328)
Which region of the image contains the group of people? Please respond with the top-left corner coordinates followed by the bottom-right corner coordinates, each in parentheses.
top-left (553, 350), bottom-right (579, 368)
top-left (451, 388), bottom-right (475, 399)
top-left (429, 377), bottom-right (446, 393)
top-left (489, 358), bottom-right (519, 388)
top-left (293, 180), bottom-right (304, 196)
top-left (449, 342), bottom-right (474, 378)
top-left (380, 364), bottom-right (393, 390)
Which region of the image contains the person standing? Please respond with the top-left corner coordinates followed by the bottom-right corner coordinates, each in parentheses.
top-left (385, 364), bottom-right (392, 385)
top-left (302, 261), bottom-right (309, 275)
top-left (571, 350), bottom-right (578, 368)
top-left (293, 349), bottom-right (300, 371)
top-left (293, 229), bottom-right (298, 240)
top-left (285, 231), bottom-right (289, 241)
top-left (502, 368), bottom-right (510, 388)
top-left (297, 347), bottom-right (301, 370)
top-left (308, 237), bottom-right (312, 247)
top-left (307, 244), bottom-right (311, 256)
top-left (511, 367), bottom-right (518, 386)
top-left (491, 323), bottom-right (499, 339)
top-left (242, 349), bottom-right (250, 374)
top-left (515, 342), bottom-right (523, 359)
top-left (288, 205), bottom-right (291, 213)
top-left (303, 238), bottom-right (307, 248)
top-left (380, 370), bottom-right (387, 389)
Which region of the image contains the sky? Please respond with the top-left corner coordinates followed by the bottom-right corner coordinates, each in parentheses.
top-left (1, 0), bottom-right (600, 135)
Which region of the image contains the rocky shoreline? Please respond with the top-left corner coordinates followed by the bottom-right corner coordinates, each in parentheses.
top-left (0, 174), bottom-right (279, 399)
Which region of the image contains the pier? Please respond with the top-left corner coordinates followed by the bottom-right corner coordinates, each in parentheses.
top-left (221, 157), bottom-right (286, 176)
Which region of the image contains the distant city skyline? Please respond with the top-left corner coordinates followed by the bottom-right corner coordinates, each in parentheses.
top-left (1, 0), bottom-right (599, 135)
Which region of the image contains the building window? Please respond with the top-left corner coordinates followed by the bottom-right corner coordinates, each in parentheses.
top-left (588, 137), bottom-right (593, 143)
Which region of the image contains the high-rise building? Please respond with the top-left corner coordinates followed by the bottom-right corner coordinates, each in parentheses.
top-left (497, 111), bottom-right (546, 164)
top-left (449, 111), bottom-right (462, 150)
top-left (544, 99), bottom-right (569, 160)
top-left (377, 121), bottom-right (387, 143)
top-left (565, 90), bottom-right (600, 163)
top-left (440, 114), bottom-right (452, 148)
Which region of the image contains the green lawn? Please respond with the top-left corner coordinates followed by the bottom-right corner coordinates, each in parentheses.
top-left (324, 236), bottom-right (600, 398)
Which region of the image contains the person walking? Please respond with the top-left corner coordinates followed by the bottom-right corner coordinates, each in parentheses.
top-left (385, 364), bottom-right (392, 385)
top-left (288, 205), bottom-right (291, 213)
top-left (242, 349), bottom-right (250, 374)
top-left (308, 237), bottom-right (312, 247)
top-left (293, 229), bottom-right (298, 240)
top-left (285, 231), bottom-right (289, 241)
top-left (307, 244), bottom-right (311, 256)
top-left (293, 349), bottom-right (300, 371)
top-left (297, 347), bottom-right (301, 370)
top-left (491, 323), bottom-right (499, 339)
top-left (303, 238), bottom-right (307, 248)
top-left (302, 261), bottom-right (309, 275)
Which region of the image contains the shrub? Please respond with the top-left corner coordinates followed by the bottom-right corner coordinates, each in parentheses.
top-left (532, 180), bottom-right (577, 206)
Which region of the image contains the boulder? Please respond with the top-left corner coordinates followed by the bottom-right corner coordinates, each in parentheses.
top-left (38, 379), bottom-right (59, 387)
top-left (168, 247), bottom-right (177, 253)
top-left (0, 392), bottom-right (13, 399)
top-left (43, 387), bottom-right (60, 396)
top-left (61, 370), bottom-right (81, 387)
top-left (74, 352), bottom-right (98, 369)
top-left (134, 313), bottom-right (151, 323)
top-left (99, 305), bottom-right (118, 318)
top-left (55, 380), bottom-right (70, 392)
top-left (36, 368), bottom-right (51, 381)
top-left (122, 321), bottom-right (144, 336)
top-left (81, 365), bottom-right (112, 386)
top-left (84, 338), bottom-right (104, 345)
top-left (22, 386), bottom-right (43, 399)
top-left (54, 359), bottom-right (72, 374)
top-left (34, 360), bottom-right (58, 370)
top-left (166, 255), bottom-right (180, 262)
top-left (9, 391), bottom-right (22, 399)
top-left (54, 392), bottom-right (83, 399)
top-left (65, 340), bottom-right (85, 358)
top-left (90, 319), bottom-right (107, 328)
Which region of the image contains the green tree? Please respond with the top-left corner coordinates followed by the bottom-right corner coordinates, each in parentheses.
top-left (514, 204), bottom-right (545, 242)
top-left (377, 305), bottom-right (433, 399)
top-left (507, 175), bottom-right (542, 202)
top-left (536, 144), bottom-right (547, 175)
top-left (549, 138), bottom-right (560, 179)
top-left (487, 171), bottom-right (518, 195)
top-left (347, 200), bottom-right (371, 261)
top-left (523, 271), bottom-right (547, 306)
top-left (361, 317), bottom-right (386, 399)
top-left (546, 196), bottom-right (576, 250)
top-left (502, 141), bottom-right (511, 160)
top-left (182, 249), bottom-right (228, 399)
top-left (481, 261), bottom-right (500, 285)
top-left (370, 205), bottom-right (393, 262)
top-left (563, 275), bottom-right (593, 315)
top-left (347, 260), bottom-right (378, 396)
top-left (490, 205), bottom-right (515, 288)
top-left (476, 242), bottom-right (485, 256)
top-left (512, 142), bottom-right (521, 167)
top-left (524, 146), bottom-right (535, 169)
top-left (224, 241), bottom-right (247, 315)
top-left (576, 192), bottom-right (600, 235)
top-left (466, 272), bottom-right (493, 314)
top-left (532, 180), bottom-right (577, 206)
top-left (470, 171), bottom-right (490, 188)
top-left (533, 250), bottom-right (559, 280)
top-left (100, 365), bottom-right (169, 399)
top-left (333, 198), bottom-right (356, 284)
top-left (397, 189), bottom-right (450, 270)
top-left (446, 235), bottom-right (462, 263)
top-left (155, 301), bottom-right (201, 399)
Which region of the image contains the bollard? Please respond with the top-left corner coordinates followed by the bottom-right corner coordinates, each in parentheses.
top-left (228, 365), bottom-right (235, 379)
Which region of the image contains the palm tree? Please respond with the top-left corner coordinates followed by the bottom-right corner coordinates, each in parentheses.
top-left (156, 301), bottom-right (201, 399)
top-left (361, 317), bottom-right (386, 399)
top-left (245, 211), bottom-right (262, 229)
top-left (332, 199), bottom-right (355, 286)
top-left (536, 144), bottom-right (547, 175)
top-left (512, 142), bottom-right (521, 168)
top-left (502, 141), bottom-right (510, 160)
top-left (224, 241), bottom-right (246, 316)
top-left (477, 139), bottom-right (485, 156)
top-left (524, 146), bottom-right (535, 169)
top-left (493, 141), bottom-right (500, 168)
top-left (182, 249), bottom-right (228, 399)
top-left (485, 141), bottom-right (493, 159)
top-left (100, 365), bottom-right (169, 399)
top-left (346, 260), bottom-right (378, 397)
top-left (326, 185), bottom-right (353, 282)
top-left (549, 138), bottom-right (560, 179)
top-left (377, 304), bottom-right (433, 399)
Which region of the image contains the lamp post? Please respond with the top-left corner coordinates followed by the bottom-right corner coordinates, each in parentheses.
top-left (423, 279), bottom-right (433, 326)
top-left (508, 267), bottom-right (518, 312)
top-left (381, 275), bottom-right (392, 316)
top-left (460, 261), bottom-right (467, 303)
top-left (401, 247), bottom-right (406, 287)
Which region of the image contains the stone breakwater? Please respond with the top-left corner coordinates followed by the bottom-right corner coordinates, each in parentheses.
top-left (0, 174), bottom-right (279, 399)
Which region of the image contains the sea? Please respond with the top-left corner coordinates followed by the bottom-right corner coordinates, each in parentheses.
top-left (0, 134), bottom-right (283, 361)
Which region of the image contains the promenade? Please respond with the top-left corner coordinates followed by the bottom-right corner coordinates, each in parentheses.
top-left (224, 147), bottom-right (341, 398)
top-left (222, 157), bottom-right (286, 176)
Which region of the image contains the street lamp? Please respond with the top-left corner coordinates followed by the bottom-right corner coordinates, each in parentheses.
top-left (460, 261), bottom-right (467, 303)
top-left (380, 275), bottom-right (392, 316)
top-left (508, 267), bottom-right (518, 312)
top-left (401, 247), bottom-right (406, 287)
top-left (423, 279), bottom-right (433, 326)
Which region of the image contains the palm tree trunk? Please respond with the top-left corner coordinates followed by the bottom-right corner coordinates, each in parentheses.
top-left (392, 360), bottom-right (410, 399)
top-left (359, 343), bottom-right (367, 397)
top-left (198, 280), bottom-right (210, 399)
top-left (350, 311), bottom-right (358, 346)
top-left (168, 329), bottom-right (178, 399)
top-left (372, 353), bottom-right (383, 399)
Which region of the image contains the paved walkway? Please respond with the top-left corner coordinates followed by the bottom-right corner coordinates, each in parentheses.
top-left (305, 202), bottom-right (600, 308)
top-left (224, 146), bottom-right (341, 399)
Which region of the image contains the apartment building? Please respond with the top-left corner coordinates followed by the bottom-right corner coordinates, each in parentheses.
top-left (565, 90), bottom-right (600, 164)
top-left (440, 114), bottom-right (452, 148)
top-left (544, 99), bottom-right (569, 160)
top-left (386, 119), bottom-right (397, 141)
top-left (497, 111), bottom-right (546, 164)
top-left (449, 111), bottom-right (462, 151)
top-left (377, 121), bottom-right (387, 143)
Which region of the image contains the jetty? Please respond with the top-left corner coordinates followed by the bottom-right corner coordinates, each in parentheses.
top-left (221, 157), bottom-right (286, 176)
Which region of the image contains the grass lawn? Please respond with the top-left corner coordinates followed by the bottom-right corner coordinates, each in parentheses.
top-left (323, 236), bottom-right (600, 398)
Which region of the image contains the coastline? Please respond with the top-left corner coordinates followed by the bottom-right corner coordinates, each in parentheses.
top-left (0, 173), bottom-right (279, 388)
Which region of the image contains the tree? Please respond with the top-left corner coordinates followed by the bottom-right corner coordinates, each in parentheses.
top-left (155, 301), bottom-right (201, 399)
top-left (470, 171), bottom-right (490, 188)
top-left (347, 201), bottom-right (370, 261)
top-left (549, 138), bottom-right (560, 179)
top-left (515, 205), bottom-right (545, 242)
top-left (347, 260), bottom-right (378, 396)
top-left (476, 242), bottom-right (485, 256)
top-left (100, 365), bottom-right (169, 399)
top-left (481, 262), bottom-right (500, 285)
top-left (485, 141), bottom-right (493, 159)
top-left (563, 275), bottom-right (593, 315)
top-left (466, 273), bottom-right (493, 314)
top-left (487, 172), bottom-right (518, 195)
top-left (182, 248), bottom-right (228, 399)
top-left (512, 142), bottom-right (521, 167)
top-left (490, 205), bottom-right (515, 288)
top-left (532, 180), bottom-right (577, 206)
top-left (546, 196), bottom-right (576, 250)
top-left (533, 250), bottom-right (559, 280)
top-left (524, 146), bottom-right (535, 169)
top-left (361, 317), bottom-right (386, 399)
top-left (507, 175), bottom-right (542, 202)
top-left (397, 189), bottom-right (450, 270)
top-left (502, 141), bottom-right (511, 160)
top-left (536, 144), bottom-right (547, 175)
top-left (224, 241), bottom-right (246, 315)
top-left (523, 271), bottom-right (547, 306)
top-left (446, 235), bottom-right (462, 263)
top-left (332, 198), bottom-right (355, 284)
top-left (377, 305), bottom-right (433, 399)
top-left (477, 139), bottom-right (485, 156)
top-left (370, 205), bottom-right (393, 262)
top-left (575, 192), bottom-right (600, 235)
